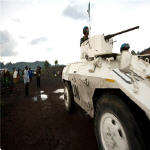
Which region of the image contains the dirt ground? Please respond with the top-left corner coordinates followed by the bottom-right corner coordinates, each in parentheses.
top-left (1, 76), bottom-right (98, 150)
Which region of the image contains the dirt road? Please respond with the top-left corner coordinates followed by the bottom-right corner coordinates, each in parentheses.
top-left (1, 77), bottom-right (98, 150)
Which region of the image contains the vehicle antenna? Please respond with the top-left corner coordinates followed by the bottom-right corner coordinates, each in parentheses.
top-left (87, 1), bottom-right (91, 34)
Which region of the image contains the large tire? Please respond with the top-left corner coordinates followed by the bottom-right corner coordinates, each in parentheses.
top-left (64, 82), bottom-right (74, 113)
top-left (94, 94), bottom-right (146, 150)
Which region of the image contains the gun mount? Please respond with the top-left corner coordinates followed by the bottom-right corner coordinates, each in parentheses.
top-left (104, 26), bottom-right (139, 40)
top-left (80, 26), bottom-right (140, 59)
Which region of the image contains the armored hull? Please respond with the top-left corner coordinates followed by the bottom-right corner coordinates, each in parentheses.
top-left (62, 27), bottom-right (150, 149)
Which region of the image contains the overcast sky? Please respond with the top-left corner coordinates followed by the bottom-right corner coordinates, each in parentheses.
top-left (0, 0), bottom-right (150, 64)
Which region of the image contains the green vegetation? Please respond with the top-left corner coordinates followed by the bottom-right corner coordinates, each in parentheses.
top-left (0, 61), bottom-right (45, 71)
top-left (44, 60), bottom-right (51, 69)
top-left (54, 60), bottom-right (58, 65)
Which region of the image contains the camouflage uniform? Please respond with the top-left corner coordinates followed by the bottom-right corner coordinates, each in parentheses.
top-left (80, 36), bottom-right (89, 46)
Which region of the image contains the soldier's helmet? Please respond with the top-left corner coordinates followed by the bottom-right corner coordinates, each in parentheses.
top-left (120, 43), bottom-right (130, 52)
top-left (83, 26), bottom-right (89, 35)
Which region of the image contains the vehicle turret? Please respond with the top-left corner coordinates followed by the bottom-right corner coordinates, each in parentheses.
top-left (80, 26), bottom-right (139, 59)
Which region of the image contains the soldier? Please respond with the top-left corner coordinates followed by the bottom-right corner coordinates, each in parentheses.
top-left (120, 43), bottom-right (131, 72)
top-left (120, 43), bottom-right (130, 53)
top-left (80, 26), bottom-right (89, 46)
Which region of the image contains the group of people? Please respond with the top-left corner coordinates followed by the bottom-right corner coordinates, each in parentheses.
top-left (23, 66), bottom-right (41, 96)
top-left (1, 65), bottom-right (41, 96)
top-left (0, 69), bottom-right (13, 95)
top-left (12, 68), bottom-right (33, 82)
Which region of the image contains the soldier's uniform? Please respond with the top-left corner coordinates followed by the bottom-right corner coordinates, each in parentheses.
top-left (80, 36), bottom-right (89, 46)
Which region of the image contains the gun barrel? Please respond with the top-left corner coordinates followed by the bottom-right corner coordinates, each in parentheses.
top-left (105, 26), bottom-right (139, 40)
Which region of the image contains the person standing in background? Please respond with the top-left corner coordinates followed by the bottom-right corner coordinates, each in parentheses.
top-left (24, 66), bottom-right (30, 96)
top-left (17, 69), bottom-right (22, 82)
top-left (36, 66), bottom-right (41, 88)
top-left (4, 69), bottom-right (11, 93)
top-left (13, 68), bottom-right (18, 84)
top-left (28, 68), bottom-right (33, 82)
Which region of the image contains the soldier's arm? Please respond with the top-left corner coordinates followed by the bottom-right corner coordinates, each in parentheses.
top-left (80, 38), bottom-right (83, 47)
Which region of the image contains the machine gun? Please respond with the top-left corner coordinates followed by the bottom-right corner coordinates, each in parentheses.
top-left (104, 26), bottom-right (139, 40)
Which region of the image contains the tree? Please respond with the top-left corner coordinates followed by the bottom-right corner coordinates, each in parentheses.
top-left (54, 60), bottom-right (58, 65)
top-left (44, 60), bottom-right (50, 69)
top-left (0, 62), bottom-right (4, 68)
top-left (5, 62), bottom-right (13, 70)
top-left (137, 51), bottom-right (140, 55)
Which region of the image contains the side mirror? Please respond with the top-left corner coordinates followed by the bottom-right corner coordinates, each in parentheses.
top-left (119, 51), bottom-right (132, 72)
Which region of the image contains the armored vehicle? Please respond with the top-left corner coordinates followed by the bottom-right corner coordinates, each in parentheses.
top-left (62, 26), bottom-right (150, 150)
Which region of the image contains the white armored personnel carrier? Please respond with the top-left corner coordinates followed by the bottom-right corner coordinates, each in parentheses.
top-left (62, 26), bottom-right (150, 150)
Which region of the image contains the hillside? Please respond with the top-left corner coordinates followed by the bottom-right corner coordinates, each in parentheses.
top-left (0, 61), bottom-right (45, 71)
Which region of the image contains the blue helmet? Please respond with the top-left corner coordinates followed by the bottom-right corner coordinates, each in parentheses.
top-left (120, 43), bottom-right (130, 52)
top-left (83, 26), bottom-right (89, 34)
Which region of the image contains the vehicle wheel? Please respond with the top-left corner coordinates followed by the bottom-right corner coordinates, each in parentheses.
top-left (64, 82), bottom-right (74, 113)
top-left (94, 94), bottom-right (145, 150)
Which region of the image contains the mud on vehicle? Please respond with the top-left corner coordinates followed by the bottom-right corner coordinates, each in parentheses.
top-left (62, 26), bottom-right (150, 150)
